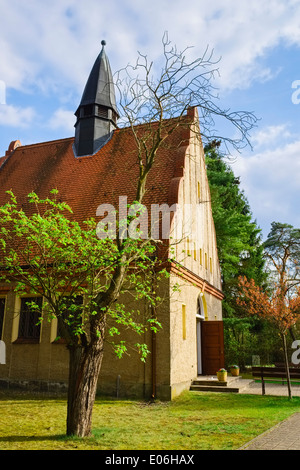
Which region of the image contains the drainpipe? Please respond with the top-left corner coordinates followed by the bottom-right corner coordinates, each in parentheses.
top-left (116, 374), bottom-right (121, 398)
top-left (150, 266), bottom-right (158, 400)
top-left (151, 313), bottom-right (157, 399)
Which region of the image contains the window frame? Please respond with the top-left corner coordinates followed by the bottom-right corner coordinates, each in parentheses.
top-left (15, 296), bottom-right (43, 344)
top-left (0, 297), bottom-right (6, 340)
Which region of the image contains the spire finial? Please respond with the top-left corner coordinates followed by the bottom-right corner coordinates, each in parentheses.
top-left (101, 40), bottom-right (106, 47)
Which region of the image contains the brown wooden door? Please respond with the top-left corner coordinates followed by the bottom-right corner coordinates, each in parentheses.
top-left (201, 321), bottom-right (225, 375)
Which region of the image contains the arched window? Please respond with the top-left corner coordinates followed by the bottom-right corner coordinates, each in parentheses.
top-left (18, 297), bottom-right (43, 342)
top-left (0, 298), bottom-right (5, 339)
top-left (83, 104), bottom-right (94, 116)
top-left (97, 105), bottom-right (109, 119)
top-left (197, 293), bottom-right (208, 320)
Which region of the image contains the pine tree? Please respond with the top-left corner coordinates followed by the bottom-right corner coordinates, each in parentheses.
top-left (205, 141), bottom-right (267, 366)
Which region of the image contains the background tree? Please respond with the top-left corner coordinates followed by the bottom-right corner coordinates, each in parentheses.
top-left (0, 35), bottom-right (258, 438)
top-left (238, 222), bottom-right (300, 398)
top-left (264, 222), bottom-right (300, 303)
top-left (205, 140), bottom-right (267, 367)
top-left (238, 276), bottom-right (300, 398)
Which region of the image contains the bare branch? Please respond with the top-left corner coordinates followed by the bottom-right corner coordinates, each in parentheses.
top-left (115, 32), bottom-right (258, 156)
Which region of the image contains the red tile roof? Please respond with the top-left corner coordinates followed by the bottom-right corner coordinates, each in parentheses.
top-left (0, 111), bottom-right (193, 224)
top-left (0, 156), bottom-right (7, 168)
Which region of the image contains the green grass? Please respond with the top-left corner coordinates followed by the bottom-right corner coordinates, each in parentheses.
top-left (0, 390), bottom-right (300, 450)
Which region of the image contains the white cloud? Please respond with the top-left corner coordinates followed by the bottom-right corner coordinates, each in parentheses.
top-left (47, 108), bottom-right (75, 133)
top-left (0, 32), bottom-right (38, 92)
top-left (0, 104), bottom-right (36, 127)
top-left (252, 124), bottom-right (293, 149)
top-left (232, 138), bottom-right (300, 236)
top-left (0, 0), bottom-right (300, 235)
top-left (1, 0), bottom-right (300, 96)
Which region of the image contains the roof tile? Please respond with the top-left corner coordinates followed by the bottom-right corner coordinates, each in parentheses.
top-left (0, 117), bottom-right (191, 224)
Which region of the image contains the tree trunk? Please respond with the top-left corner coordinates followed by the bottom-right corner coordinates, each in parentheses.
top-left (66, 340), bottom-right (104, 437)
top-left (65, 258), bottom-right (127, 437)
top-left (281, 332), bottom-right (292, 400)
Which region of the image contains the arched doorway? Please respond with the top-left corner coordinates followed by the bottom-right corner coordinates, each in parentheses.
top-left (196, 293), bottom-right (225, 375)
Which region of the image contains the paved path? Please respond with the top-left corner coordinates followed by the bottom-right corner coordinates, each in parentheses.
top-left (239, 413), bottom-right (300, 450)
top-left (238, 380), bottom-right (300, 450)
top-left (239, 379), bottom-right (300, 397)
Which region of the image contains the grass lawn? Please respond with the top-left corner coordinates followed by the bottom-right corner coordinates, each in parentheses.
top-left (0, 390), bottom-right (300, 450)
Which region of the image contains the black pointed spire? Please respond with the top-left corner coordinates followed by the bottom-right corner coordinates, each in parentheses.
top-left (74, 41), bottom-right (119, 156)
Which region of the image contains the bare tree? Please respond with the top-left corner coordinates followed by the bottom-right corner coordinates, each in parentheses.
top-left (238, 222), bottom-right (300, 399)
top-left (116, 31), bottom-right (258, 176)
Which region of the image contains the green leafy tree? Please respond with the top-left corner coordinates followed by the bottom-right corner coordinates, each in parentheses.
top-left (263, 222), bottom-right (300, 343)
top-left (0, 190), bottom-right (163, 436)
top-left (238, 222), bottom-right (300, 398)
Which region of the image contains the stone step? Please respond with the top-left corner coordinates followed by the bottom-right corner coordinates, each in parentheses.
top-left (192, 376), bottom-right (241, 385)
top-left (190, 376), bottom-right (254, 394)
top-left (190, 384), bottom-right (240, 393)
top-left (192, 380), bottom-right (228, 386)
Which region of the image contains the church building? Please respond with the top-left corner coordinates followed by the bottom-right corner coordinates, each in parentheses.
top-left (0, 42), bottom-right (224, 400)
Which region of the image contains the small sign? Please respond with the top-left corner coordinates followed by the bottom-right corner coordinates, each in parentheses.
top-left (252, 355), bottom-right (260, 366)
top-left (0, 340), bottom-right (5, 364)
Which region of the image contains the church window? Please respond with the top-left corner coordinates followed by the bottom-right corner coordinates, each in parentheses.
top-left (186, 238), bottom-right (190, 256)
top-left (182, 304), bottom-right (186, 340)
top-left (0, 298), bottom-right (5, 339)
top-left (112, 110), bottom-right (118, 122)
top-left (83, 105), bottom-right (94, 116)
top-left (18, 297), bottom-right (43, 342)
top-left (199, 248), bottom-right (203, 265)
top-left (97, 105), bottom-right (109, 118)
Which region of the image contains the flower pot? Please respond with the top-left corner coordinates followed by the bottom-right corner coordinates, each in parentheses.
top-left (217, 371), bottom-right (227, 382)
top-left (230, 367), bottom-right (239, 376)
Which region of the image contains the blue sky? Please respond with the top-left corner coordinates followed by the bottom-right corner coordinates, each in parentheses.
top-left (0, 0), bottom-right (300, 240)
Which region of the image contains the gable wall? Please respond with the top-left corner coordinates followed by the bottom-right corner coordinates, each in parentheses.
top-left (167, 109), bottom-right (223, 396)
top-left (170, 110), bottom-right (221, 291)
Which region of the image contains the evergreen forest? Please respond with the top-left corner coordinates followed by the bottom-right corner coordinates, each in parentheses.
top-left (205, 141), bottom-right (300, 369)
